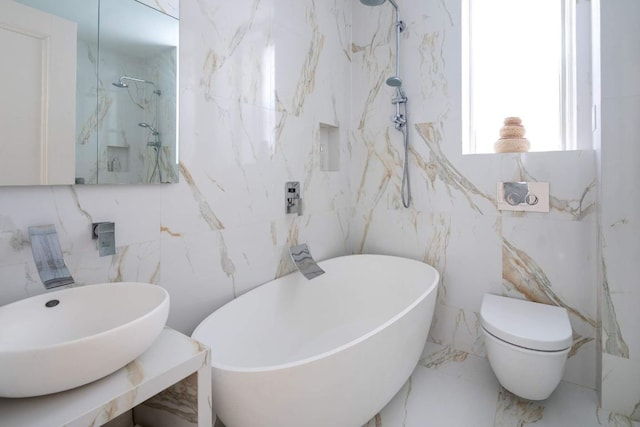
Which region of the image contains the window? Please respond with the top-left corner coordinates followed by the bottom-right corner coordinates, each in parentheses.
top-left (462, 0), bottom-right (579, 154)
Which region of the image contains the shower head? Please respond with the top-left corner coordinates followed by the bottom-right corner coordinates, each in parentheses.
top-left (386, 76), bottom-right (402, 87)
top-left (360, 0), bottom-right (399, 11)
top-left (112, 81), bottom-right (128, 88)
top-left (387, 76), bottom-right (407, 101)
top-left (138, 122), bottom-right (159, 135)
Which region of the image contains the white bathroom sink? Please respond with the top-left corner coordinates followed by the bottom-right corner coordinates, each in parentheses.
top-left (0, 282), bottom-right (170, 398)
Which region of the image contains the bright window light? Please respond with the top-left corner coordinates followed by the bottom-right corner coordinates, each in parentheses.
top-left (462, 0), bottom-right (576, 154)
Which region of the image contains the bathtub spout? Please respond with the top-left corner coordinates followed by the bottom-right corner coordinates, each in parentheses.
top-left (289, 244), bottom-right (325, 280)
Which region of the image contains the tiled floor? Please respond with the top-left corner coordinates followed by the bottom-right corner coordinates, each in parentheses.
top-left (364, 342), bottom-right (640, 427)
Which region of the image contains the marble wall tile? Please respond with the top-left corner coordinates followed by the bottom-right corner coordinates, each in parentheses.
top-left (599, 0), bottom-right (640, 416)
top-left (601, 354), bottom-right (640, 420)
top-left (351, 0), bottom-right (598, 392)
top-left (600, 0), bottom-right (640, 99)
top-left (0, 0), bottom-right (353, 346)
top-left (0, 263), bottom-right (41, 306)
top-left (499, 151), bottom-right (597, 222)
top-left (0, 185), bottom-right (163, 289)
top-left (435, 214), bottom-right (502, 310)
top-left (600, 94), bottom-right (640, 361)
top-left (352, 209), bottom-right (502, 314)
top-left (428, 303), bottom-right (486, 357)
top-left (501, 218), bottom-right (597, 331)
top-left (417, 342), bottom-right (498, 387)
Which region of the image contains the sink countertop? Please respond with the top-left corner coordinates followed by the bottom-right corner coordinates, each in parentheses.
top-left (0, 327), bottom-right (212, 427)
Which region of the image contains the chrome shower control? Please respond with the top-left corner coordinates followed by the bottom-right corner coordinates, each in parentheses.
top-left (285, 181), bottom-right (302, 216)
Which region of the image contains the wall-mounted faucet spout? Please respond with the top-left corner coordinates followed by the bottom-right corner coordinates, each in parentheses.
top-left (289, 244), bottom-right (325, 280)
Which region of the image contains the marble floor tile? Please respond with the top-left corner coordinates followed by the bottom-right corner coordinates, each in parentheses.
top-left (494, 383), bottom-right (597, 427)
top-left (364, 342), bottom-right (500, 427)
top-left (366, 366), bottom-right (500, 427)
top-left (364, 341), bottom-right (640, 427)
top-left (417, 341), bottom-right (497, 388)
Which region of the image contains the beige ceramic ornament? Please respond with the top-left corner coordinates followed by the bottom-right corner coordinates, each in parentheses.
top-left (494, 117), bottom-right (530, 153)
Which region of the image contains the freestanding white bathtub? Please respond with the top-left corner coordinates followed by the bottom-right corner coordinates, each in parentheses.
top-left (192, 254), bottom-right (439, 427)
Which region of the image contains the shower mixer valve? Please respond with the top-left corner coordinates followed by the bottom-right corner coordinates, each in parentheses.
top-left (285, 181), bottom-right (302, 216)
top-left (393, 114), bottom-right (407, 128)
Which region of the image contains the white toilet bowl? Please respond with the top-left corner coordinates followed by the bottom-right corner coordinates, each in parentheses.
top-left (480, 294), bottom-right (572, 400)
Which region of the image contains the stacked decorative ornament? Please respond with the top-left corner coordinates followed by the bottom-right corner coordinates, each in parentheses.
top-left (494, 117), bottom-right (530, 153)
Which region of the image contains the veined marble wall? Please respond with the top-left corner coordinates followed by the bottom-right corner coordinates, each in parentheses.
top-left (351, 0), bottom-right (598, 391)
top-left (599, 0), bottom-right (640, 419)
top-left (0, 0), bottom-right (352, 334)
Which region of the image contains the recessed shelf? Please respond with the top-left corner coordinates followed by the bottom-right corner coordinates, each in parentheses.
top-left (319, 122), bottom-right (340, 172)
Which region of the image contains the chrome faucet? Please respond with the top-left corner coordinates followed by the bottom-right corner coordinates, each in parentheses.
top-left (289, 243), bottom-right (325, 280)
top-left (92, 222), bottom-right (116, 256)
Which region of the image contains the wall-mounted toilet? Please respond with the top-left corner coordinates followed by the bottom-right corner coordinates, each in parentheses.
top-left (480, 294), bottom-right (573, 400)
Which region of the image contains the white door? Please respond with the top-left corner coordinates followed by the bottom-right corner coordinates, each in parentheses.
top-left (0, 0), bottom-right (76, 185)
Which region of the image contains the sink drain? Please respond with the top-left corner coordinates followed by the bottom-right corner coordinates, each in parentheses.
top-left (45, 299), bottom-right (60, 308)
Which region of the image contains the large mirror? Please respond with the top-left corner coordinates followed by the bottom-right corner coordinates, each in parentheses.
top-left (0, 0), bottom-right (179, 185)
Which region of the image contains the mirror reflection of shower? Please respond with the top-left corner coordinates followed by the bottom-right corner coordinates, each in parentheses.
top-left (138, 122), bottom-right (159, 135)
top-left (360, 0), bottom-right (411, 208)
top-left (112, 75), bottom-right (163, 183)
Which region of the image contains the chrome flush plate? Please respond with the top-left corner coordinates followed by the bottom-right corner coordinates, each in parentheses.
top-left (497, 182), bottom-right (549, 212)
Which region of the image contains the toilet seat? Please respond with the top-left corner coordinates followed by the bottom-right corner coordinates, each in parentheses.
top-left (480, 294), bottom-right (572, 352)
